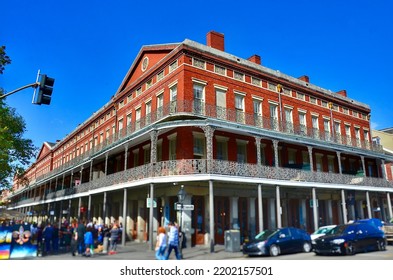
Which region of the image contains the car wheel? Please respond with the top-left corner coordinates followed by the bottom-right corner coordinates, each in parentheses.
top-left (345, 243), bottom-right (355, 255)
top-left (377, 240), bottom-right (386, 251)
top-left (303, 242), bottom-right (312, 253)
top-left (269, 245), bottom-right (280, 257)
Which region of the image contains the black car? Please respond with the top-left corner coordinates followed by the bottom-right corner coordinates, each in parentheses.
top-left (242, 227), bottom-right (312, 257)
top-left (313, 222), bottom-right (387, 255)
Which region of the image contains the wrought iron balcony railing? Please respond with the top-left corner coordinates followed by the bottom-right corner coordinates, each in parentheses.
top-left (35, 100), bottom-right (382, 184)
top-left (12, 159), bottom-right (393, 207)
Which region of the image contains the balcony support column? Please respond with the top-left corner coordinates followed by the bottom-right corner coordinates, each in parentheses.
top-left (258, 184), bottom-right (263, 233)
top-left (149, 183), bottom-right (154, 251)
top-left (124, 144), bottom-right (129, 170)
top-left (308, 146), bottom-right (314, 172)
top-left (387, 193), bottom-right (393, 221)
top-left (202, 126), bottom-right (215, 173)
top-left (273, 140), bottom-right (279, 168)
top-left (341, 189), bottom-right (348, 224)
top-left (381, 159), bottom-right (386, 180)
top-left (276, 186), bottom-right (282, 228)
top-left (366, 191), bottom-right (372, 218)
top-left (89, 159), bottom-right (93, 181)
top-left (336, 151), bottom-right (342, 174)
top-left (70, 172), bottom-right (73, 188)
top-left (103, 191), bottom-right (107, 225)
top-left (150, 130), bottom-right (158, 164)
top-left (122, 188), bottom-right (127, 246)
top-left (361, 156), bottom-right (366, 177)
top-left (312, 188), bottom-right (318, 232)
top-left (78, 197), bottom-right (82, 221)
top-left (87, 194), bottom-right (91, 221)
top-left (105, 153), bottom-right (109, 176)
top-left (80, 166), bottom-right (84, 184)
top-left (209, 180), bottom-right (215, 253)
top-left (61, 174), bottom-right (65, 190)
top-left (68, 199), bottom-right (72, 223)
top-left (255, 137), bottom-right (262, 166)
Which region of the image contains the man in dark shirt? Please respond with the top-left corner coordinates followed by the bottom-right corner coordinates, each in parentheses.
top-left (76, 220), bottom-right (86, 255)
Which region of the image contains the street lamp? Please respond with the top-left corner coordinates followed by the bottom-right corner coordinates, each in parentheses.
top-left (177, 185), bottom-right (186, 259)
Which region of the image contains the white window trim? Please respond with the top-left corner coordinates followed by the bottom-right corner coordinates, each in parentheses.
top-left (168, 80), bottom-right (178, 89)
top-left (192, 78), bottom-right (208, 85)
top-left (214, 84), bottom-right (228, 91)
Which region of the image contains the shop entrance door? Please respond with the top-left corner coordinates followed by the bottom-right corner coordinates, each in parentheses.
top-left (214, 197), bottom-right (229, 244)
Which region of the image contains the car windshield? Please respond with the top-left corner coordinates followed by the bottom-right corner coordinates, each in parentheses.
top-left (328, 224), bottom-right (353, 235)
top-left (314, 227), bottom-right (333, 235)
top-left (254, 229), bottom-right (276, 241)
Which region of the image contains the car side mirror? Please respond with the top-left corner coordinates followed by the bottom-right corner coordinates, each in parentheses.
top-left (279, 234), bottom-right (286, 238)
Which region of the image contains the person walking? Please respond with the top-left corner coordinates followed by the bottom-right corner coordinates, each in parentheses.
top-left (43, 222), bottom-right (54, 255)
top-left (155, 226), bottom-right (167, 260)
top-left (109, 223), bottom-right (120, 255)
top-left (165, 222), bottom-right (181, 260)
top-left (83, 226), bottom-right (93, 257)
top-left (76, 220), bottom-right (86, 255)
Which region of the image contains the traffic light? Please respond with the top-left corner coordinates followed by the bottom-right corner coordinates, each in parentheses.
top-left (36, 74), bottom-right (55, 105)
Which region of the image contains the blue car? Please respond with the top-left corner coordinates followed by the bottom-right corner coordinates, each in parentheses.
top-left (313, 222), bottom-right (386, 255)
top-left (242, 227), bottom-right (312, 257)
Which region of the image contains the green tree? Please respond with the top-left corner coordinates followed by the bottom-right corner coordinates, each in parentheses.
top-left (0, 46), bottom-right (37, 189)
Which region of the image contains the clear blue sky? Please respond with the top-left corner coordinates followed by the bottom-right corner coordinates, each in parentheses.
top-left (2, 0), bottom-right (393, 154)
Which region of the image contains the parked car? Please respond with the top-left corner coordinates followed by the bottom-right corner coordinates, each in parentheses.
top-left (313, 222), bottom-right (387, 255)
top-left (311, 225), bottom-right (336, 240)
top-left (242, 227), bottom-right (312, 257)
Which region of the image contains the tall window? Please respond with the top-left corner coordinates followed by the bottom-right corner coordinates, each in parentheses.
top-left (253, 99), bottom-right (262, 127)
top-left (324, 119), bottom-right (331, 141)
top-left (193, 83), bottom-right (205, 114)
top-left (168, 135), bottom-right (177, 160)
top-left (215, 88), bottom-right (227, 119)
top-left (118, 118), bottom-right (124, 135)
top-left (345, 125), bottom-right (351, 145)
top-left (143, 145), bottom-right (151, 164)
top-left (145, 101), bottom-right (152, 125)
top-left (284, 107), bottom-right (293, 133)
top-left (334, 122), bottom-right (341, 142)
top-left (135, 108), bottom-right (141, 130)
top-left (157, 93), bottom-right (164, 118)
top-left (312, 115), bottom-right (319, 138)
top-left (170, 84), bottom-right (177, 113)
top-left (355, 127), bottom-right (361, 147)
top-left (127, 113), bottom-right (132, 127)
top-left (193, 133), bottom-right (205, 159)
top-left (236, 140), bottom-right (247, 163)
top-left (364, 130), bottom-right (370, 148)
top-left (298, 112), bottom-right (307, 135)
top-left (235, 94), bottom-right (245, 123)
top-left (269, 103), bottom-right (278, 130)
top-left (216, 136), bottom-right (228, 160)
top-left (316, 154), bottom-right (323, 172)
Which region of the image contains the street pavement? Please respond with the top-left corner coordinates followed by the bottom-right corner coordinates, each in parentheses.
top-left (31, 242), bottom-right (246, 260)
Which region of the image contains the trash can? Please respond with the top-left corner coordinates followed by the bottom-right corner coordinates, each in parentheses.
top-left (225, 230), bottom-right (240, 252)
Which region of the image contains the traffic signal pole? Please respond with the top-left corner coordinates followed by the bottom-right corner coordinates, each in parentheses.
top-left (0, 70), bottom-right (54, 105)
top-left (0, 82), bottom-right (39, 100)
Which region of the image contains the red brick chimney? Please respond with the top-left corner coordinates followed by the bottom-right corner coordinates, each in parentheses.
top-left (247, 54), bottom-right (261, 65)
top-left (298, 75), bottom-right (310, 83)
top-left (337, 90), bottom-right (347, 97)
top-left (206, 31), bottom-right (224, 51)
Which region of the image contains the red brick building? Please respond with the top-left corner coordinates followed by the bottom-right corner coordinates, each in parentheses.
top-left (4, 31), bottom-right (393, 250)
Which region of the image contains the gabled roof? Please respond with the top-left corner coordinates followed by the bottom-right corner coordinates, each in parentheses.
top-left (36, 142), bottom-right (55, 161)
top-left (116, 43), bottom-right (181, 97)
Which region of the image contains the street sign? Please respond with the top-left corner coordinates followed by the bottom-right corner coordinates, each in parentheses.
top-left (146, 198), bottom-right (157, 208)
top-left (175, 203), bottom-right (194, 211)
